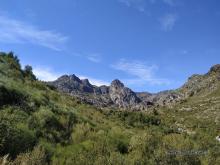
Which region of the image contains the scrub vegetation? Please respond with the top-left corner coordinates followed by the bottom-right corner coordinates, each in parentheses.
top-left (0, 52), bottom-right (219, 165)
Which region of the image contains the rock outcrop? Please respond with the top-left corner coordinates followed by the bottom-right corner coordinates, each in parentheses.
top-left (49, 75), bottom-right (149, 110)
top-left (49, 64), bottom-right (220, 110)
top-left (109, 79), bottom-right (142, 109)
top-left (209, 64), bottom-right (220, 74)
top-left (51, 74), bottom-right (95, 94)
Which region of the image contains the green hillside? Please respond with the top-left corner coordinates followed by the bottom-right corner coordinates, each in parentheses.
top-left (0, 52), bottom-right (219, 165)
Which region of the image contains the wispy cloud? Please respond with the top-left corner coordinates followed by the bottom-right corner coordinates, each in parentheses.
top-left (0, 15), bottom-right (68, 51)
top-left (87, 53), bottom-right (102, 63)
top-left (33, 66), bottom-right (109, 86)
top-left (159, 13), bottom-right (178, 31)
top-left (79, 76), bottom-right (109, 86)
top-left (68, 51), bottom-right (103, 63)
top-left (118, 0), bottom-right (146, 12)
top-left (163, 0), bottom-right (175, 6)
top-left (111, 59), bottom-right (170, 86)
top-left (33, 67), bottom-right (62, 81)
top-left (118, 0), bottom-right (181, 11)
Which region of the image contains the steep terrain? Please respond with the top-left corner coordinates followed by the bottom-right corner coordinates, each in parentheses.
top-left (50, 76), bottom-right (149, 110)
top-left (0, 52), bottom-right (219, 165)
top-left (50, 64), bottom-right (220, 110)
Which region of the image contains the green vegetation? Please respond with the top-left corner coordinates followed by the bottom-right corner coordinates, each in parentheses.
top-left (0, 52), bottom-right (219, 164)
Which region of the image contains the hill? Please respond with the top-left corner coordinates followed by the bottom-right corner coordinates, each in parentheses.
top-left (50, 64), bottom-right (220, 109)
top-left (0, 52), bottom-right (219, 165)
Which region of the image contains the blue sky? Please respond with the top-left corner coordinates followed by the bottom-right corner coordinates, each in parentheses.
top-left (0, 0), bottom-right (220, 92)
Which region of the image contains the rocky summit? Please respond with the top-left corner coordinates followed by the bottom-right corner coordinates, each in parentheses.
top-left (49, 64), bottom-right (220, 110)
top-left (49, 76), bottom-right (145, 110)
top-left (109, 79), bottom-right (143, 110)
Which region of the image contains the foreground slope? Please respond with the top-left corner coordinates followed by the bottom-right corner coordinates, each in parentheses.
top-left (0, 52), bottom-right (219, 165)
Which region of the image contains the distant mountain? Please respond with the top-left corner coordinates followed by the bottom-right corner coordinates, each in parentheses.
top-left (49, 64), bottom-right (220, 110)
top-left (49, 76), bottom-right (147, 110)
top-left (179, 64), bottom-right (220, 97)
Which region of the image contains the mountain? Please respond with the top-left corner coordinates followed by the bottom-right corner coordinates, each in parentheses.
top-left (109, 79), bottom-right (143, 110)
top-left (178, 64), bottom-right (220, 97)
top-left (0, 52), bottom-right (220, 164)
top-left (49, 76), bottom-right (147, 110)
top-left (49, 64), bottom-right (220, 110)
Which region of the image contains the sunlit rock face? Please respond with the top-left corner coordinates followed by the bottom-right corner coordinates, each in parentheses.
top-left (49, 64), bottom-right (220, 110)
top-left (109, 79), bottom-right (141, 109)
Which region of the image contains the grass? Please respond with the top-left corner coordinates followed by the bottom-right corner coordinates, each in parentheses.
top-left (0, 52), bottom-right (219, 165)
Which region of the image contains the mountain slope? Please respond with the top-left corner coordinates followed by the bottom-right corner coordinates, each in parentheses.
top-left (0, 52), bottom-right (219, 165)
top-left (50, 76), bottom-right (150, 110)
top-left (50, 64), bottom-right (220, 109)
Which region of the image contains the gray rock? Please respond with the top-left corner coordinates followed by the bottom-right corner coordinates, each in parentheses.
top-left (48, 64), bottom-right (220, 110)
top-left (109, 79), bottom-right (141, 109)
top-left (209, 64), bottom-right (220, 73)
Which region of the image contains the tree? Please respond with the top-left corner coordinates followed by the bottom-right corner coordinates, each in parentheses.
top-left (23, 65), bottom-right (37, 80)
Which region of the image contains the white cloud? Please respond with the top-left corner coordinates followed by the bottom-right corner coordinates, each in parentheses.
top-left (111, 59), bottom-right (170, 86)
top-left (33, 67), bottom-right (62, 81)
top-left (159, 13), bottom-right (177, 31)
top-left (118, 0), bottom-right (181, 11)
top-left (33, 66), bottom-right (109, 86)
top-left (0, 15), bottom-right (68, 51)
top-left (79, 76), bottom-right (109, 86)
top-left (87, 54), bottom-right (102, 63)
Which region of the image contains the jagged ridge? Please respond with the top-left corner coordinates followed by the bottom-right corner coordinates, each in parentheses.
top-left (49, 64), bottom-right (220, 110)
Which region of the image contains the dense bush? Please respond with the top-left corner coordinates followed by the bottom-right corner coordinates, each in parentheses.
top-left (0, 52), bottom-right (219, 164)
top-left (109, 111), bottom-right (161, 127)
top-left (0, 86), bottom-right (27, 107)
top-left (0, 52), bottom-right (23, 79)
top-left (0, 122), bottom-right (36, 158)
top-left (23, 65), bottom-right (37, 81)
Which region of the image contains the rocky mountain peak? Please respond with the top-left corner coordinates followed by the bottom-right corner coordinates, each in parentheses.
top-left (209, 64), bottom-right (220, 74)
top-left (109, 79), bottom-right (142, 109)
top-left (49, 64), bottom-right (220, 110)
top-left (82, 79), bottom-right (91, 86)
top-left (70, 74), bottom-right (81, 82)
top-left (57, 75), bottom-right (69, 81)
top-left (111, 79), bottom-right (124, 88)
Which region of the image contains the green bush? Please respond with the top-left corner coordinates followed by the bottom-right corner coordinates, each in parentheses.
top-left (29, 107), bottom-right (63, 142)
top-left (29, 106), bottom-right (77, 143)
top-left (0, 122), bottom-right (36, 158)
top-left (0, 52), bottom-right (23, 79)
top-left (23, 65), bottom-right (37, 81)
top-left (0, 86), bottom-right (27, 107)
top-left (0, 52), bottom-right (219, 164)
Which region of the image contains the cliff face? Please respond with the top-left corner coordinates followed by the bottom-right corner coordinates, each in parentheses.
top-left (49, 76), bottom-right (146, 110)
top-left (109, 79), bottom-right (142, 109)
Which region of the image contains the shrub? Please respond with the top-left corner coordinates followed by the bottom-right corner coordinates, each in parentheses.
top-left (71, 123), bottom-right (92, 143)
top-left (23, 65), bottom-right (37, 81)
top-left (29, 107), bottom-right (62, 142)
top-left (12, 145), bottom-right (48, 165)
top-left (29, 106), bottom-right (77, 143)
top-left (0, 86), bottom-right (27, 107)
top-left (0, 52), bottom-right (23, 79)
top-left (117, 141), bottom-right (128, 154)
top-left (0, 122), bottom-right (36, 158)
